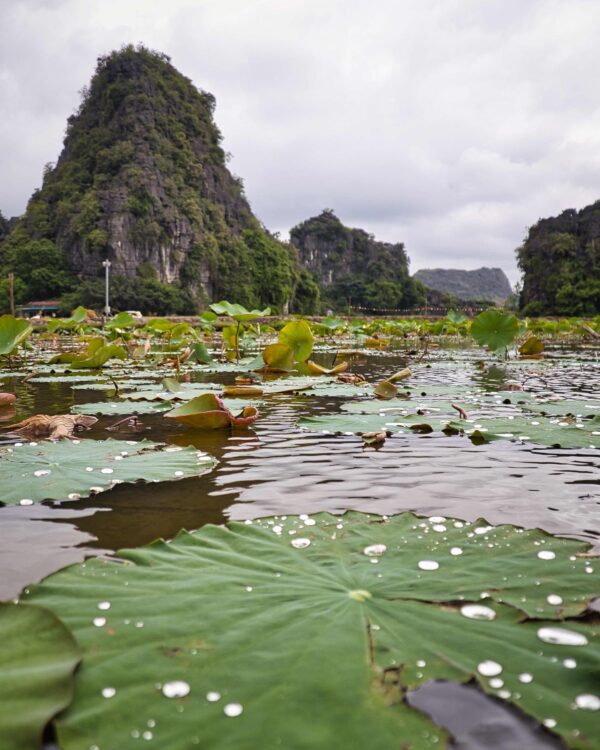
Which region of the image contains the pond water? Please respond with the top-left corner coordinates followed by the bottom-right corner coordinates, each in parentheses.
top-left (1, 346), bottom-right (598, 602)
top-left (1, 344), bottom-right (598, 749)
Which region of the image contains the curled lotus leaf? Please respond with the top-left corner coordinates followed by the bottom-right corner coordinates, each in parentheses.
top-left (373, 380), bottom-right (399, 400)
top-left (519, 336), bottom-right (545, 356)
top-left (164, 393), bottom-right (259, 430)
top-left (0, 315), bottom-right (33, 356)
top-left (307, 359), bottom-right (349, 376)
top-left (209, 300), bottom-right (271, 321)
top-left (278, 320), bottom-right (314, 362)
top-left (261, 343), bottom-right (295, 372)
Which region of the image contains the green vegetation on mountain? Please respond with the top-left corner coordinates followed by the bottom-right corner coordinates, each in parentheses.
top-left (517, 201), bottom-right (600, 316)
top-left (0, 45), bottom-right (316, 314)
top-left (290, 210), bottom-right (424, 312)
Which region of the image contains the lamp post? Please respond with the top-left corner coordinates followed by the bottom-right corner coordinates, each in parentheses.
top-left (102, 259), bottom-right (111, 318)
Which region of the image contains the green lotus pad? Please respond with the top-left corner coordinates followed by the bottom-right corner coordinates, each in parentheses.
top-left (0, 438), bottom-right (216, 505)
top-left (23, 512), bottom-right (599, 749)
top-left (0, 603), bottom-right (81, 750)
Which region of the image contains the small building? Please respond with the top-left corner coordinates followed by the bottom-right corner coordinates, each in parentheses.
top-left (16, 300), bottom-right (60, 318)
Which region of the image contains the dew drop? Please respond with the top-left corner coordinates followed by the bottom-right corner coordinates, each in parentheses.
top-left (224, 702), bottom-right (243, 717)
top-left (546, 594), bottom-right (563, 606)
top-left (450, 547), bottom-right (463, 556)
top-left (543, 718), bottom-right (556, 728)
top-left (460, 604), bottom-right (496, 621)
top-left (432, 524), bottom-right (446, 533)
top-left (162, 680), bottom-right (190, 698)
top-left (418, 560), bottom-right (439, 571)
top-left (537, 627), bottom-right (588, 646)
top-left (489, 678), bottom-right (503, 688)
top-left (206, 691), bottom-right (221, 702)
top-left (19, 499), bottom-right (33, 506)
top-left (477, 660), bottom-right (502, 677)
top-left (93, 617), bottom-right (106, 627)
top-left (475, 526), bottom-right (492, 535)
top-left (100, 467), bottom-right (113, 474)
top-left (363, 544), bottom-right (387, 557)
top-left (574, 694), bottom-right (599, 711)
top-left (97, 601), bottom-right (111, 610)
top-left (537, 550), bottom-right (556, 560)
top-left (102, 687), bottom-right (116, 698)
top-left (291, 538), bottom-right (311, 549)
top-left (563, 658), bottom-right (577, 669)
top-left (429, 516), bottom-right (446, 523)
top-left (304, 518), bottom-right (316, 526)
top-left (518, 673), bottom-right (533, 683)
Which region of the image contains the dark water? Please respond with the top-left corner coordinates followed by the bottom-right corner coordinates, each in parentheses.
top-left (2, 347), bottom-right (598, 600)
top-left (1, 346), bottom-right (598, 749)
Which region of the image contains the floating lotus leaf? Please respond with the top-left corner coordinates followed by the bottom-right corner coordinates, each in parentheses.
top-left (471, 310), bottom-right (519, 350)
top-left (0, 315), bottom-right (33, 356)
top-left (0, 439), bottom-right (216, 505)
top-left (72, 401), bottom-right (171, 416)
top-left (165, 393), bottom-right (259, 430)
top-left (278, 320), bottom-right (314, 362)
top-left (23, 512), bottom-right (599, 750)
top-left (0, 603), bottom-right (81, 750)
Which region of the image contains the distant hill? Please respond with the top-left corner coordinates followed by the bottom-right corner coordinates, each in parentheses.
top-left (413, 267), bottom-right (512, 304)
top-left (517, 201), bottom-right (600, 315)
top-left (290, 210), bottom-right (424, 312)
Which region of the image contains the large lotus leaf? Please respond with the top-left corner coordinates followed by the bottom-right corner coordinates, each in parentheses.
top-left (104, 312), bottom-right (136, 329)
top-left (123, 383), bottom-right (221, 401)
top-left (278, 320), bottom-right (314, 362)
top-left (0, 439), bottom-right (216, 505)
top-left (0, 315), bottom-right (33, 355)
top-left (210, 300), bottom-right (271, 321)
top-left (23, 512), bottom-right (599, 750)
top-left (0, 602), bottom-right (81, 750)
top-left (527, 400), bottom-right (600, 417)
top-left (471, 310), bottom-right (519, 350)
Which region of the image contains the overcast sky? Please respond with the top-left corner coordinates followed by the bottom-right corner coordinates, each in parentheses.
top-left (2, 0), bottom-right (600, 284)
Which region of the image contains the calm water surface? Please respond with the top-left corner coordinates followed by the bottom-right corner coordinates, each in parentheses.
top-left (1, 346), bottom-right (598, 599)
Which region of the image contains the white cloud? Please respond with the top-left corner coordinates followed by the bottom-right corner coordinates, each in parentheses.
top-left (2, 0), bottom-right (599, 284)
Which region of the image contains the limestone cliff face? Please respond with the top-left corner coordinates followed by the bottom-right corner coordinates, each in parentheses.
top-left (8, 45), bottom-right (301, 311)
top-left (413, 267), bottom-right (512, 304)
top-left (290, 210), bottom-right (423, 310)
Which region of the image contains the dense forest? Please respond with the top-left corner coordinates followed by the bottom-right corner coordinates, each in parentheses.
top-left (290, 210), bottom-right (424, 312)
top-left (0, 45), bottom-right (317, 315)
top-left (518, 201), bottom-right (600, 315)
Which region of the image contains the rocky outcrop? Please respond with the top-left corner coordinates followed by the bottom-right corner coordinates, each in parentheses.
top-left (413, 267), bottom-right (512, 304)
top-left (290, 210), bottom-right (423, 311)
top-left (3, 45), bottom-right (306, 312)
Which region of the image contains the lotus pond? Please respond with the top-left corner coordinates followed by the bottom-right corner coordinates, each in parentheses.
top-left (0, 309), bottom-right (598, 750)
